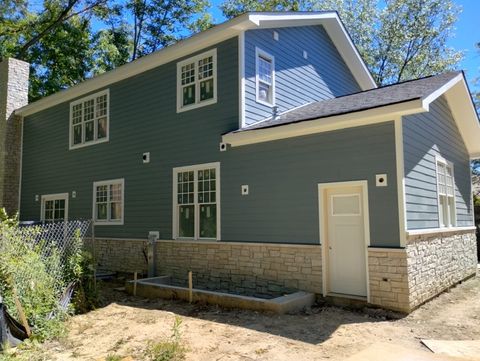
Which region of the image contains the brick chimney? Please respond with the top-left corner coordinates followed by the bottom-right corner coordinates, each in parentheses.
top-left (0, 58), bottom-right (29, 216)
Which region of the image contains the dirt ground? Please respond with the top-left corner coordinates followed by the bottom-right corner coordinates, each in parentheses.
top-left (36, 273), bottom-right (480, 360)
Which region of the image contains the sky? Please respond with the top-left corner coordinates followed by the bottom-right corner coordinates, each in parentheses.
top-left (206, 0), bottom-right (479, 91)
top-left (445, 0), bottom-right (479, 92)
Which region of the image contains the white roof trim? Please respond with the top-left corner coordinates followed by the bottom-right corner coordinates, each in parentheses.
top-left (16, 11), bottom-right (376, 117)
top-left (223, 72), bottom-right (480, 158)
top-left (222, 99), bottom-right (425, 147)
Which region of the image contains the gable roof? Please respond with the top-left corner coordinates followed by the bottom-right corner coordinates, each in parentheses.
top-left (238, 72), bottom-right (461, 131)
top-left (222, 71), bottom-right (480, 159)
top-left (15, 11), bottom-right (376, 117)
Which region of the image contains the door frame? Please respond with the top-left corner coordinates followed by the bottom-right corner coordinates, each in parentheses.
top-left (318, 180), bottom-right (371, 302)
top-left (40, 193), bottom-right (69, 222)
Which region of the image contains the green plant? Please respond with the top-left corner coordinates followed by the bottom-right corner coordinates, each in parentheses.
top-left (105, 355), bottom-right (123, 361)
top-left (145, 316), bottom-right (187, 361)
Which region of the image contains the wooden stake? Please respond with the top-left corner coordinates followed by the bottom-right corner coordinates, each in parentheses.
top-left (133, 271), bottom-right (138, 297)
top-left (12, 287), bottom-right (31, 337)
top-left (188, 271), bottom-right (193, 303)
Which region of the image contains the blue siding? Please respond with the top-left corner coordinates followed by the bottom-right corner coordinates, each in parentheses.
top-left (222, 122), bottom-right (400, 247)
top-left (403, 96), bottom-right (474, 229)
top-left (244, 25), bottom-right (361, 125)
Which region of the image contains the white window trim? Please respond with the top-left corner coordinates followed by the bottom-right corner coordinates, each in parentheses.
top-left (255, 47), bottom-right (275, 107)
top-left (92, 178), bottom-right (125, 225)
top-left (40, 193), bottom-right (69, 222)
top-left (172, 162), bottom-right (221, 241)
top-left (176, 49), bottom-right (217, 113)
top-left (69, 89), bottom-right (110, 150)
top-left (435, 155), bottom-right (457, 228)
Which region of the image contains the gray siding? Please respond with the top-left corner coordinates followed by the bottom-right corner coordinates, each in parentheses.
top-left (244, 25), bottom-right (361, 126)
top-left (403, 96), bottom-right (474, 229)
top-left (222, 122), bottom-right (400, 247)
top-left (20, 37), bottom-right (240, 239)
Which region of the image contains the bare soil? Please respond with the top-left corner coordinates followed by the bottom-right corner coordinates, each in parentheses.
top-left (39, 274), bottom-right (480, 360)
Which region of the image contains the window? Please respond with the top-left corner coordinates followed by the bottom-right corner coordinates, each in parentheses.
top-left (177, 49), bottom-right (217, 112)
top-left (41, 193), bottom-right (69, 223)
top-left (436, 157), bottom-right (456, 228)
top-left (255, 48), bottom-right (275, 106)
top-left (70, 90), bottom-right (109, 149)
top-left (93, 179), bottom-right (124, 225)
top-left (173, 163), bottom-right (220, 240)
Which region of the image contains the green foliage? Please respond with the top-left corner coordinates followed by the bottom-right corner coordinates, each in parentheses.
top-left (221, 0), bottom-right (463, 86)
top-left (474, 194), bottom-right (480, 207)
top-left (145, 316), bottom-right (186, 361)
top-left (0, 212), bottom-right (95, 342)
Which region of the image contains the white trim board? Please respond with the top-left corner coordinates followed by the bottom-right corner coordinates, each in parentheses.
top-left (15, 12), bottom-right (376, 118)
top-left (406, 226), bottom-right (476, 236)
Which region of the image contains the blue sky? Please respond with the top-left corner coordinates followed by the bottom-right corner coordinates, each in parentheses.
top-left (206, 0), bottom-right (479, 91)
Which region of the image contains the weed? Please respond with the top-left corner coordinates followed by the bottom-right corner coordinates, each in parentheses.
top-left (105, 354), bottom-right (123, 361)
top-left (144, 316), bottom-right (187, 361)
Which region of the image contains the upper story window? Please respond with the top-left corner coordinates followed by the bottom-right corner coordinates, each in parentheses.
top-left (93, 178), bottom-right (124, 225)
top-left (177, 49), bottom-right (217, 113)
top-left (173, 162), bottom-right (220, 240)
top-left (70, 90), bottom-right (109, 149)
top-left (436, 157), bottom-right (456, 228)
top-left (255, 48), bottom-right (275, 106)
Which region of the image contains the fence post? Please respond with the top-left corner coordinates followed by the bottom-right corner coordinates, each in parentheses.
top-left (91, 220), bottom-right (96, 288)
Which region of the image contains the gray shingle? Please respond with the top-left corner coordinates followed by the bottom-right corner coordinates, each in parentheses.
top-left (235, 71), bottom-right (461, 132)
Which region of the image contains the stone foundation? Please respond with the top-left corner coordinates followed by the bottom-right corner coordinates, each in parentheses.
top-left (88, 230), bottom-right (476, 312)
top-left (406, 229), bottom-right (477, 309)
top-left (88, 238), bottom-right (322, 297)
top-left (369, 229), bottom-right (477, 312)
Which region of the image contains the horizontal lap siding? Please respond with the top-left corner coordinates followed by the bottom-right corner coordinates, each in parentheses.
top-left (222, 122), bottom-right (400, 247)
top-left (20, 37), bottom-right (239, 239)
top-left (403, 96), bottom-right (473, 230)
top-left (244, 26), bottom-right (361, 125)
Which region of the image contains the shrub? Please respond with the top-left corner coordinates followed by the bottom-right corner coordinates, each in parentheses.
top-left (0, 210), bottom-right (95, 342)
top-left (145, 316), bottom-right (186, 361)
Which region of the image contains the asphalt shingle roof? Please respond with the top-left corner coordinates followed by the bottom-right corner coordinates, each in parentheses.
top-left (235, 71), bottom-right (461, 132)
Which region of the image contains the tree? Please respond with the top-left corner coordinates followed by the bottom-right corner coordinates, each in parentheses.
top-left (221, 0), bottom-right (463, 85)
top-left (0, 0), bottom-right (211, 100)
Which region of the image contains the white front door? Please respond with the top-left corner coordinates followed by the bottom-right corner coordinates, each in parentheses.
top-left (325, 185), bottom-right (367, 297)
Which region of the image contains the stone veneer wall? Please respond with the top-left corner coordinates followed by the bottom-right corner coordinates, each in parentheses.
top-left (368, 248), bottom-right (410, 312)
top-left (369, 229), bottom-right (477, 313)
top-left (406, 229), bottom-right (477, 309)
top-left (88, 238), bottom-right (322, 296)
top-left (0, 58), bottom-right (29, 215)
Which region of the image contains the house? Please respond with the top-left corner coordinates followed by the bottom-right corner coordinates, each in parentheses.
top-left (0, 12), bottom-right (478, 312)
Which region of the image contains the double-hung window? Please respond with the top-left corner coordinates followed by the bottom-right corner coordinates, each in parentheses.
top-left (70, 90), bottom-right (109, 149)
top-left (41, 193), bottom-right (69, 223)
top-left (93, 179), bottom-right (124, 225)
top-left (173, 163), bottom-right (220, 240)
top-left (436, 157), bottom-right (456, 228)
top-left (255, 48), bottom-right (275, 105)
top-left (177, 49), bottom-right (217, 112)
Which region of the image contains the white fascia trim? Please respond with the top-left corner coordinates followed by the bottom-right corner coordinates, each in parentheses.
top-left (394, 117), bottom-right (407, 247)
top-left (249, 12), bottom-right (377, 90)
top-left (16, 12), bottom-right (376, 117)
top-left (238, 31), bottom-right (246, 128)
top-left (223, 99), bottom-right (425, 147)
top-left (406, 226), bottom-right (476, 236)
top-left (421, 73), bottom-right (463, 109)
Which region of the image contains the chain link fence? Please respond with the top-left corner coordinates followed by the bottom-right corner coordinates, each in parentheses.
top-left (0, 220), bottom-right (93, 317)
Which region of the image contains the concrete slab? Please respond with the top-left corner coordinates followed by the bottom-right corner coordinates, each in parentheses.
top-left (421, 340), bottom-right (480, 360)
top-left (345, 343), bottom-right (476, 361)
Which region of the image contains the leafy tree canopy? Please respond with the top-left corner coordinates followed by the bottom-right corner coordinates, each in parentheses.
top-left (0, 0), bottom-right (211, 101)
top-left (221, 0), bottom-right (463, 85)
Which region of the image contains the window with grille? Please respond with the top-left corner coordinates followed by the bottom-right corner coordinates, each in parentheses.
top-left (436, 158), bottom-right (456, 228)
top-left (93, 179), bottom-right (124, 225)
top-left (177, 49), bottom-right (217, 112)
top-left (41, 193), bottom-right (69, 223)
top-left (70, 90), bottom-right (109, 149)
top-left (174, 163), bottom-right (220, 240)
top-left (255, 48), bottom-right (275, 105)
